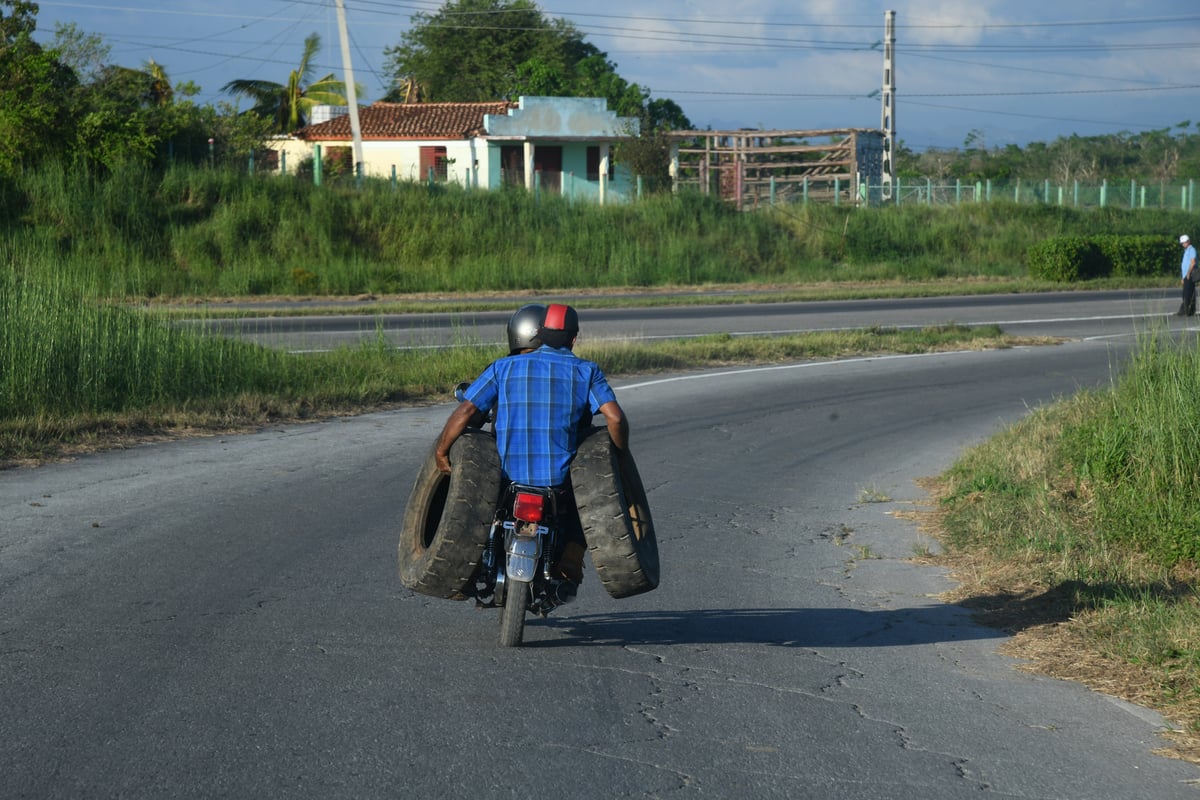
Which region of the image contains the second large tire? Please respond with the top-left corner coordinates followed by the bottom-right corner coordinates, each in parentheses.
top-left (571, 427), bottom-right (660, 598)
top-left (398, 429), bottom-right (502, 599)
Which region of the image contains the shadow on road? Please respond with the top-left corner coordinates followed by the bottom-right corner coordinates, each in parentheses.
top-left (533, 605), bottom-right (1006, 648)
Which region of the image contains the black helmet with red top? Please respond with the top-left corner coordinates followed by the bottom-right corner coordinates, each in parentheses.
top-left (539, 303), bottom-right (579, 349)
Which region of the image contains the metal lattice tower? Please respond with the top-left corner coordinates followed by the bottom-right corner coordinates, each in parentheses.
top-left (880, 10), bottom-right (896, 200)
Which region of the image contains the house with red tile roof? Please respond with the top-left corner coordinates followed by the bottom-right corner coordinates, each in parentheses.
top-left (268, 96), bottom-right (641, 203)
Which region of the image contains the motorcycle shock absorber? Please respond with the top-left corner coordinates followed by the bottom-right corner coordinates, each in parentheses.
top-left (474, 518), bottom-right (504, 606)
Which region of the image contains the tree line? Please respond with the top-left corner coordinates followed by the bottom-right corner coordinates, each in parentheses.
top-left (2, 0), bottom-right (1195, 185)
top-left (897, 126), bottom-right (1200, 185)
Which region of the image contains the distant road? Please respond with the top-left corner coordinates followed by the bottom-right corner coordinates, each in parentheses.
top-left (193, 288), bottom-right (1184, 351)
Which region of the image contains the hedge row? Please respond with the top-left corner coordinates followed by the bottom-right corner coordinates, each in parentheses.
top-left (1027, 235), bottom-right (1179, 282)
top-left (1022, 235), bottom-right (1180, 281)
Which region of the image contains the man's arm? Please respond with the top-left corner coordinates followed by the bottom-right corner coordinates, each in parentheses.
top-left (434, 401), bottom-right (480, 474)
top-left (597, 400), bottom-right (628, 451)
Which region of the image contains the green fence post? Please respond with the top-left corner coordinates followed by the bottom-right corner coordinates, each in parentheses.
top-left (1073, 180), bottom-right (1079, 207)
top-left (803, 177), bottom-right (809, 205)
top-left (1058, 186), bottom-right (1063, 206)
top-left (955, 179), bottom-right (961, 204)
top-left (1015, 178), bottom-right (1020, 203)
top-left (1100, 179), bottom-right (1107, 207)
top-left (1190, 180), bottom-right (1195, 211)
top-left (1140, 185), bottom-right (1146, 208)
top-left (1042, 179), bottom-right (1049, 203)
top-left (637, 175), bottom-right (643, 201)
top-left (986, 179), bottom-right (992, 202)
top-left (280, 151), bottom-right (286, 175)
top-left (895, 176), bottom-right (901, 206)
top-left (1129, 179), bottom-right (1136, 209)
top-left (313, 144), bottom-right (322, 186)
top-left (391, 165), bottom-right (397, 189)
top-left (975, 181), bottom-right (982, 202)
top-left (834, 178), bottom-right (840, 206)
top-left (924, 178), bottom-right (931, 205)
top-left (770, 176), bottom-right (776, 206)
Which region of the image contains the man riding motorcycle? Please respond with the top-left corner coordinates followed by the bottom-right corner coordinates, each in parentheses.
top-left (434, 303), bottom-right (628, 590)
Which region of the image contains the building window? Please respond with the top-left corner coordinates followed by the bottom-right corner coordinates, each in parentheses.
top-left (587, 146), bottom-right (615, 181)
top-left (419, 146), bottom-right (449, 181)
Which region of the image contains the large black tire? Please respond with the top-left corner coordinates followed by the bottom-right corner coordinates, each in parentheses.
top-left (398, 429), bottom-right (502, 599)
top-left (571, 427), bottom-right (660, 598)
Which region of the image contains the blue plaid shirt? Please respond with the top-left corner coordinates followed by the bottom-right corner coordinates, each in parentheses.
top-left (463, 345), bottom-right (617, 486)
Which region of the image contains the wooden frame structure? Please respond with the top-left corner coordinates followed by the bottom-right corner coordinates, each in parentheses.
top-left (667, 128), bottom-right (885, 209)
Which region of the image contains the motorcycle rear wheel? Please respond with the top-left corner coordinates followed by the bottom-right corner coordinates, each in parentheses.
top-left (498, 585), bottom-right (527, 646)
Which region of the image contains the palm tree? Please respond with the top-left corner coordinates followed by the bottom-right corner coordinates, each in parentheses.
top-left (143, 59), bottom-right (173, 107)
top-left (221, 33), bottom-right (349, 133)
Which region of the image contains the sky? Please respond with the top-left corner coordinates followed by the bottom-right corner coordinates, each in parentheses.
top-left (27, 0), bottom-right (1200, 151)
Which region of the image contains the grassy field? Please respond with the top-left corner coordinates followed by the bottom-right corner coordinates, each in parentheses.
top-left (1, 162), bottom-right (1192, 300)
top-left (4, 163), bottom-right (1200, 760)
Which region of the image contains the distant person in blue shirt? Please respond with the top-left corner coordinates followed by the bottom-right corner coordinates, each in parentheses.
top-left (1178, 234), bottom-right (1197, 317)
top-left (435, 303), bottom-right (628, 586)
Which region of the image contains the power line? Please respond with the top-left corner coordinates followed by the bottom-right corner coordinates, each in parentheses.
top-left (31, 1), bottom-right (1191, 143)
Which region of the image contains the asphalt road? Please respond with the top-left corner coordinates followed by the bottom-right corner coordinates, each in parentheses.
top-left (194, 287), bottom-right (1185, 351)
top-left (3, 293), bottom-right (1200, 798)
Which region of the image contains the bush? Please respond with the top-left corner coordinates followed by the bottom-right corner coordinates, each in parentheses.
top-left (1026, 236), bottom-right (1104, 281)
top-left (1095, 234), bottom-right (1176, 277)
top-left (1027, 234), bottom-right (1176, 281)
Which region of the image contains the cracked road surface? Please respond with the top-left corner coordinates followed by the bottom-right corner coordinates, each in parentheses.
top-left (3, 316), bottom-right (1199, 797)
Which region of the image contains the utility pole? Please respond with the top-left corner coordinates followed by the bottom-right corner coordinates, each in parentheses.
top-left (335, 0), bottom-right (365, 175)
top-left (880, 10), bottom-right (896, 201)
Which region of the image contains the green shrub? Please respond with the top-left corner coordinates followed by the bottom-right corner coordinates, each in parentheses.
top-left (1026, 236), bottom-right (1104, 281)
top-left (1095, 234), bottom-right (1176, 277)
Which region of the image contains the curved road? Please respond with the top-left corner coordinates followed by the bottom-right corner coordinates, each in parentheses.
top-left (3, 292), bottom-right (1199, 797)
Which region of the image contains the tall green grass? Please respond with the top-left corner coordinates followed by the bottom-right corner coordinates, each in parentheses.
top-left (1, 269), bottom-right (275, 417)
top-left (2, 162), bottom-right (1194, 301)
top-left (0, 268), bottom-right (498, 431)
top-left (941, 332), bottom-right (1200, 569)
top-left (1064, 334), bottom-right (1200, 563)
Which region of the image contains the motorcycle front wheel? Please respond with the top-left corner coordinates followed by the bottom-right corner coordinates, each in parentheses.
top-left (498, 585), bottom-right (528, 647)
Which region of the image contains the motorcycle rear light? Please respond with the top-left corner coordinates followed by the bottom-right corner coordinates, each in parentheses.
top-left (513, 492), bottom-right (544, 523)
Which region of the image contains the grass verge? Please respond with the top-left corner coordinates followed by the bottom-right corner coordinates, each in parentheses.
top-left (917, 332), bottom-right (1200, 763)
top-left (0, 287), bottom-right (1035, 466)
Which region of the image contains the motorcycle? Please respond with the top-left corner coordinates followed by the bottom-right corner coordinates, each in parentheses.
top-left (398, 384), bottom-right (659, 648)
top-left (457, 382), bottom-right (578, 647)
top-left (473, 482), bottom-right (579, 647)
